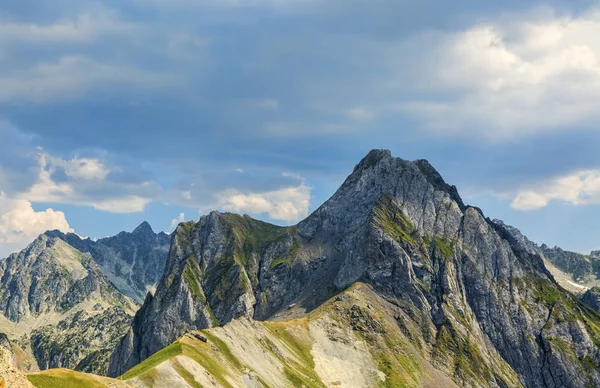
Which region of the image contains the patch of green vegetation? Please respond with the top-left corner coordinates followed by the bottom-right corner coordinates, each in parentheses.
top-left (531, 278), bottom-right (561, 306)
top-left (270, 257), bottom-right (291, 269)
top-left (180, 221), bottom-right (197, 235)
top-left (359, 316), bottom-right (421, 388)
top-left (378, 358), bottom-right (415, 388)
top-left (262, 323), bottom-right (326, 388)
top-left (434, 324), bottom-right (494, 386)
top-left (373, 197), bottom-right (417, 246)
top-left (433, 237), bottom-right (454, 260)
top-left (27, 370), bottom-right (107, 388)
top-left (172, 359), bottom-right (203, 388)
top-left (181, 342), bottom-right (234, 388)
top-left (263, 323), bottom-right (315, 370)
top-left (270, 236), bottom-right (300, 270)
top-left (203, 330), bottom-right (243, 370)
top-left (183, 255), bottom-right (206, 302)
top-left (283, 365), bottom-right (320, 388)
top-left (120, 341), bottom-right (183, 380)
top-left (136, 368), bottom-right (160, 386)
top-left (547, 337), bottom-right (576, 357)
top-left (582, 356), bottom-right (597, 372)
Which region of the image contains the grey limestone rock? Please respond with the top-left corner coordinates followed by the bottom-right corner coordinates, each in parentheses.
top-left (109, 150), bottom-right (600, 387)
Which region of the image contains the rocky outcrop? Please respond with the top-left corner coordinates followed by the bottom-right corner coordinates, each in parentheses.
top-left (0, 235), bottom-right (132, 322)
top-left (539, 245), bottom-right (592, 282)
top-left (30, 305), bottom-right (132, 375)
top-left (0, 333), bottom-right (33, 388)
top-left (110, 149), bottom-right (600, 387)
top-left (46, 221), bottom-right (170, 303)
top-left (492, 220), bottom-right (600, 289)
top-left (0, 235), bottom-right (135, 375)
top-left (581, 288), bottom-right (600, 313)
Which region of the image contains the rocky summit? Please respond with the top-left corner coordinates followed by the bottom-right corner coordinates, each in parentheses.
top-left (45, 221), bottom-right (170, 303)
top-left (105, 150), bottom-right (600, 388)
top-left (0, 222), bottom-right (168, 377)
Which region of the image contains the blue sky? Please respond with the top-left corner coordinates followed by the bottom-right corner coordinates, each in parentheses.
top-left (1, 0), bottom-right (600, 257)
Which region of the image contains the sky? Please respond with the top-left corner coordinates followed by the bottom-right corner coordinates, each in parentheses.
top-left (1, 0), bottom-right (600, 257)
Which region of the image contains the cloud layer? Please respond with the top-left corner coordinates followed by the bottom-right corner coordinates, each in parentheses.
top-left (398, 8), bottom-right (600, 139)
top-left (0, 192), bottom-right (73, 257)
top-left (511, 170), bottom-right (600, 210)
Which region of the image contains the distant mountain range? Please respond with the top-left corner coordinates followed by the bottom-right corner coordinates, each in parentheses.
top-left (0, 222), bottom-right (169, 375)
top-left (3, 149), bottom-right (600, 387)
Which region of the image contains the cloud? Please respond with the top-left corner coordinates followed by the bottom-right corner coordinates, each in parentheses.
top-left (395, 7), bottom-right (600, 139)
top-left (62, 156), bottom-right (110, 180)
top-left (510, 170), bottom-right (600, 210)
top-left (0, 56), bottom-right (177, 103)
top-left (179, 172), bottom-right (312, 222)
top-left (21, 151), bottom-right (156, 213)
top-left (217, 183), bottom-right (310, 222)
top-left (170, 212), bottom-right (186, 230)
top-left (0, 9), bottom-right (138, 45)
top-left (0, 192), bottom-right (73, 257)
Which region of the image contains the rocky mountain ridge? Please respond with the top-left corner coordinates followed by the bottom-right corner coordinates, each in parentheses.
top-left (45, 221), bottom-right (170, 303)
top-left (0, 221), bottom-right (168, 376)
top-left (492, 219), bottom-right (600, 294)
top-left (108, 149), bottom-right (600, 387)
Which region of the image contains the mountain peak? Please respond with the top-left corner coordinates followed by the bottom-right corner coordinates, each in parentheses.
top-left (132, 221), bottom-right (154, 235)
top-left (353, 149), bottom-right (392, 172)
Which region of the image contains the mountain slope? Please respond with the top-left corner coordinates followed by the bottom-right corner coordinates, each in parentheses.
top-left (117, 283), bottom-right (463, 388)
top-left (46, 221), bottom-right (170, 303)
top-left (0, 234), bottom-right (136, 375)
top-left (0, 333), bottom-right (33, 388)
top-left (110, 150), bottom-right (600, 387)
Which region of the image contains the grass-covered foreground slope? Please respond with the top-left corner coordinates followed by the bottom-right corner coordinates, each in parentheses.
top-left (25, 283), bottom-right (465, 388)
top-left (26, 369), bottom-right (130, 388)
top-left (115, 283), bottom-right (472, 388)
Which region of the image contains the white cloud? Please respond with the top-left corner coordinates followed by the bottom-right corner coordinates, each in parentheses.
top-left (205, 173), bottom-right (311, 222)
top-left (63, 157), bottom-right (110, 181)
top-left (21, 152), bottom-right (153, 213)
top-left (395, 8), bottom-right (600, 139)
top-left (91, 196), bottom-right (152, 213)
top-left (170, 212), bottom-right (186, 230)
top-left (0, 9), bottom-right (138, 45)
top-left (0, 192), bottom-right (73, 257)
top-left (510, 170), bottom-right (600, 210)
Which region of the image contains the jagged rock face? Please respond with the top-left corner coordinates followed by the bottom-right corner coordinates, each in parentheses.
top-left (30, 305), bottom-right (132, 375)
top-left (110, 149), bottom-right (600, 387)
top-left (492, 221), bottom-right (600, 290)
top-left (0, 235), bottom-right (127, 322)
top-left (46, 221), bottom-right (170, 303)
top-left (492, 219), bottom-right (541, 256)
top-left (0, 235), bottom-right (135, 375)
top-left (581, 288), bottom-right (600, 313)
top-left (540, 245), bottom-right (593, 282)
